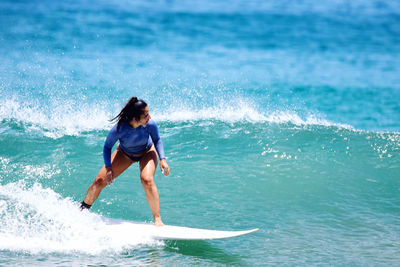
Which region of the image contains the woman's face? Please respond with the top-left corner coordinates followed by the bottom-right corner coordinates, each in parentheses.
top-left (138, 106), bottom-right (151, 126)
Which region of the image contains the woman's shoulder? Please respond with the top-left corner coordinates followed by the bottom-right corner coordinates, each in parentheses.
top-left (111, 121), bottom-right (128, 134)
top-left (146, 119), bottom-right (159, 130)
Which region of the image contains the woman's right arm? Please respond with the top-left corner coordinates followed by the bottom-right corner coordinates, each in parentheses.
top-left (103, 124), bottom-right (119, 168)
top-left (103, 125), bottom-right (119, 184)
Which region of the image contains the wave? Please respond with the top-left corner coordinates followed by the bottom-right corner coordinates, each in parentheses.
top-left (0, 97), bottom-right (357, 138)
top-left (0, 98), bottom-right (113, 137)
top-left (0, 180), bottom-right (162, 255)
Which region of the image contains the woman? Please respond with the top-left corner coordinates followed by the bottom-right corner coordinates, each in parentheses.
top-left (80, 97), bottom-right (170, 226)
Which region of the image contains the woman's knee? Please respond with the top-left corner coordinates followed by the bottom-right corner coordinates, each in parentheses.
top-left (140, 174), bottom-right (154, 187)
top-left (92, 176), bottom-right (107, 189)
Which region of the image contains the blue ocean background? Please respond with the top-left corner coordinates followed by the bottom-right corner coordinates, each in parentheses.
top-left (0, 0), bottom-right (399, 265)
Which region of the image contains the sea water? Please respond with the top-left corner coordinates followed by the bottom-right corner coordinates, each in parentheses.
top-left (0, 0), bottom-right (399, 265)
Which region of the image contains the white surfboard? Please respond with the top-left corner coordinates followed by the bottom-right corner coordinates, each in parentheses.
top-left (102, 217), bottom-right (259, 240)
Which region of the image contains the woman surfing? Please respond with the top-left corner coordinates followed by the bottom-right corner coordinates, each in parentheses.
top-left (80, 97), bottom-right (170, 226)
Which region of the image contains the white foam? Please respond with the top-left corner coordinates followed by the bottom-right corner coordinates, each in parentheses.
top-left (263, 111), bottom-right (354, 129)
top-left (155, 102), bottom-right (267, 123)
top-left (0, 97), bottom-right (113, 137)
top-left (0, 97), bottom-right (354, 137)
top-left (155, 105), bottom-right (353, 130)
top-left (0, 181), bottom-right (161, 255)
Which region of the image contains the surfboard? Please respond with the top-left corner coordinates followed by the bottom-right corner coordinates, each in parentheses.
top-left (102, 217), bottom-right (259, 240)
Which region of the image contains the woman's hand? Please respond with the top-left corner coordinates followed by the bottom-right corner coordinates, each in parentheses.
top-left (160, 159), bottom-right (170, 176)
top-left (106, 166), bottom-right (114, 185)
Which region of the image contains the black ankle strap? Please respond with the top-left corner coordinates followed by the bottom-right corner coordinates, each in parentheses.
top-left (80, 201), bottom-right (92, 210)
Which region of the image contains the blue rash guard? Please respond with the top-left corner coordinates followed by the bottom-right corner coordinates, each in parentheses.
top-left (103, 119), bottom-right (165, 167)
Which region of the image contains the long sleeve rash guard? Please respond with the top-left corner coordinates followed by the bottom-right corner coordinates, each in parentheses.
top-left (103, 119), bottom-right (165, 167)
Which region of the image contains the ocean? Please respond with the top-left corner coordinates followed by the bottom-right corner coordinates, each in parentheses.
top-left (0, 0), bottom-right (399, 265)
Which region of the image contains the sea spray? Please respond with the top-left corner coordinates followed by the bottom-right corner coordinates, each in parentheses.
top-left (0, 181), bottom-right (161, 254)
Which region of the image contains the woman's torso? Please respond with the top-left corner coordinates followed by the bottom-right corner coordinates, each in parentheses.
top-left (118, 122), bottom-right (152, 155)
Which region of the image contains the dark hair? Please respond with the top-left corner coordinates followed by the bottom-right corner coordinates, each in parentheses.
top-left (111, 97), bottom-right (148, 131)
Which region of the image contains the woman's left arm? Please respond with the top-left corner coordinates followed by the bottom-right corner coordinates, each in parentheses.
top-left (148, 120), bottom-right (170, 176)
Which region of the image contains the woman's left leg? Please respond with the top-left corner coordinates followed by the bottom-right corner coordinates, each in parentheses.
top-left (139, 145), bottom-right (163, 226)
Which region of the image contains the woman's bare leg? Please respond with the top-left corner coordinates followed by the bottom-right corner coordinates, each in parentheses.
top-left (139, 146), bottom-right (163, 226)
top-left (83, 148), bottom-right (133, 205)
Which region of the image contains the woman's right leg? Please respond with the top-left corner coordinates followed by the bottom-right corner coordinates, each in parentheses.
top-left (83, 148), bottom-right (133, 206)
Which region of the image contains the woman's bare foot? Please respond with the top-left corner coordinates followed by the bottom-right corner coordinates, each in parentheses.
top-left (154, 216), bottom-right (164, 227)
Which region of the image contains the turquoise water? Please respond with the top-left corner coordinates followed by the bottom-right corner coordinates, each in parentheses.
top-left (1, 0), bottom-right (399, 265)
